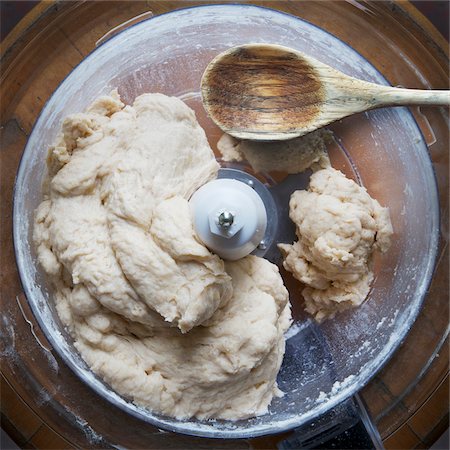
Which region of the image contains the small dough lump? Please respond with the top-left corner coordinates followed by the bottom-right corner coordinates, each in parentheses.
top-left (279, 168), bottom-right (393, 322)
top-left (217, 129), bottom-right (331, 174)
top-left (34, 92), bottom-right (292, 420)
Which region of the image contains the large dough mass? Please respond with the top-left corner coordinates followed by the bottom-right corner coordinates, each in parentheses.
top-left (34, 92), bottom-right (291, 419)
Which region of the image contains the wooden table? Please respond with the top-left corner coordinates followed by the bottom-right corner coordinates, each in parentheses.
top-left (1, 2), bottom-right (448, 448)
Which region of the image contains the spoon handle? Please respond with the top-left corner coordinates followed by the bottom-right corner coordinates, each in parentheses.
top-left (336, 76), bottom-right (450, 108)
top-left (370, 85), bottom-right (450, 107)
top-left (326, 77), bottom-right (450, 122)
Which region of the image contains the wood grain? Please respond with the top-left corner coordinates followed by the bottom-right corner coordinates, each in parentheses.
top-left (202, 45), bottom-right (324, 139)
top-left (202, 43), bottom-right (450, 141)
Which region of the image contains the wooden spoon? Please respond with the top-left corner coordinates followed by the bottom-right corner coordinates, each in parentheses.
top-left (201, 43), bottom-right (450, 141)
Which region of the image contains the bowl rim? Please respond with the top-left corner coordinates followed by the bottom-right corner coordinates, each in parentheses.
top-left (12, 2), bottom-right (441, 440)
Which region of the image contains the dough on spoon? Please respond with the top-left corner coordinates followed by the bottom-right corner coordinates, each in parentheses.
top-left (34, 91), bottom-right (292, 420)
top-left (279, 167), bottom-right (393, 322)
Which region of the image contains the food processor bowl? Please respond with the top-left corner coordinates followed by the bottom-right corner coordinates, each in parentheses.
top-left (12, 4), bottom-right (440, 439)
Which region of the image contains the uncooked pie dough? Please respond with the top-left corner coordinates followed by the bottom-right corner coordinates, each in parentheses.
top-left (218, 129), bottom-right (393, 322)
top-left (34, 92), bottom-right (291, 420)
top-left (34, 89), bottom-right (392, 420)
top-left (217, 129), bottom-right (331, 173)
top-left (279, 167), bottom-right (393, 322)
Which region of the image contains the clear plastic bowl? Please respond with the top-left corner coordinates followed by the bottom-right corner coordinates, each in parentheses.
top-left (13, 4), bottom-right (439, 439)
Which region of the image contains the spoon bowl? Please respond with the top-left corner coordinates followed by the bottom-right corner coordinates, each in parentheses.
top-left (201, 43), bottom-right (450, 141)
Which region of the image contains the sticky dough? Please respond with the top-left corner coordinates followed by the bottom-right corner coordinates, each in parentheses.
top-left (279, 168), bottom-right (393, 322)
top-left (218, 128), bottom-right (393, 322)
top-left (217, 129), bottom-right (331, 173)
top-left (34, 92), bottom-right (291, 420)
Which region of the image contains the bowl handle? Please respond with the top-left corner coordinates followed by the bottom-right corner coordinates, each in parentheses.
top-left (278, 394), bottom-right (384, 449)
top-left (95, 11), bottom-right (154, 48)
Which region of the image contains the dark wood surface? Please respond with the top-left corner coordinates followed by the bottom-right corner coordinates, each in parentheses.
top-left (1, 2), bottom-right (448, 449)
